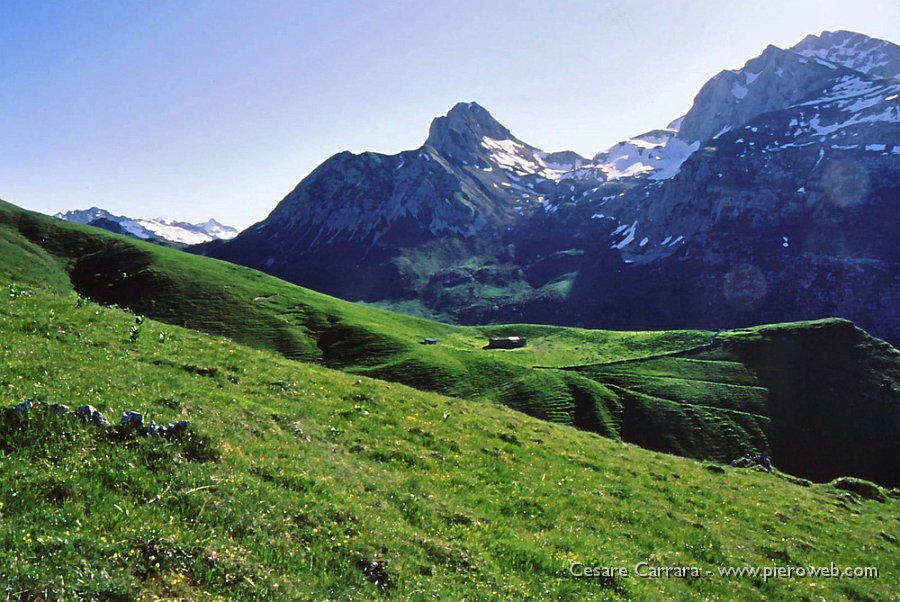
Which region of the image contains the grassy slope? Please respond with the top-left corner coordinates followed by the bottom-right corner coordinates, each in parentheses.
top-left (1, 284), bottom-right (899, 600)
top-left (3, 198), bottom-right (900, 485)
top-left (0, 200), bottom-right (709, 376)
top-left (0, 200), bottom-right (775, 462)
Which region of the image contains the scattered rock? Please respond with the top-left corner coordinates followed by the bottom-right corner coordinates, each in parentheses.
top-left (879, 531), bottom-right (898, 544)
top-left (730, 453), bottom-right (773, 472)
top-left (704, 463), bottom-right (726, 474)
top-left (12, 399), bottom-right (33, 415)
top-left (831, 477), bottom-right (887, 502)
top-left (75, 405), bottom-right (110, 427)
top-left (167, 420), bottom-right (190, 437)
top-left (5, 402), bottom-right (193, 443)
top-left (141, 419), bottom-right (191, 438)
top-left (121, 410), bottom-right (145, 427)
top-left (363, 560), bottom-right (391, 589)
top-left (292, 422), bottom-right (311, 442)
top-left (142, 420), bottom-right (161, 436)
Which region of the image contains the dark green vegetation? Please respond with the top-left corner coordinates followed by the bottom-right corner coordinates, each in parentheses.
top-left (566, 322), bottom-right (900, 487)
top-left (2, 199), bottom-right (899, 487)
top-left (2, 262), bottom-right (899, 600)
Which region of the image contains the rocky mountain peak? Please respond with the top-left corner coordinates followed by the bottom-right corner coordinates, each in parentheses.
top-left (676, 43), bottom-right (851, 144)
top-left (792, 30), bottom-right (900, 80)
top-left (206, 30), bottom-right (898, 346)
top-left (426, 102), bottom-right (515, 158)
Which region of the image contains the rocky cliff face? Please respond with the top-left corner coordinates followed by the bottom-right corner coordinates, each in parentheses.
top-left (569, 69), bottom-right (899, 342)
top-left (676, 45), bottom-right (854, 144)
top-left (792, 29), bottom-right (900, 80)
top-left (211, 101), bottom-right (608, 298)
top-left (205, 30), bottom-right (900, 344)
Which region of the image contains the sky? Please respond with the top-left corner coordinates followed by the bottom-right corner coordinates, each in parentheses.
top-left (2, 0), bottom-right (898, 229)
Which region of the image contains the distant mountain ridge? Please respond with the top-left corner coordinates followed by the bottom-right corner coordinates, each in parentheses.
top-left (56, 207), bottom-right (238, 245)
top-left (204, 30), bottom-right (900, 344)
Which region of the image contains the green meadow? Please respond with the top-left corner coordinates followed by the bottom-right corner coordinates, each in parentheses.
top-left (0, 199), bottom-right (898, 600)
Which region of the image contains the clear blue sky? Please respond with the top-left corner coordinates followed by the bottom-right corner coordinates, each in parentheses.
top-left (2, 0), bottom-right (898, 229)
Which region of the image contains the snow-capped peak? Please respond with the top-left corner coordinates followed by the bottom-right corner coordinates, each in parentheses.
top-left (426, 102), bottom-right (513, 155)
top-left (196, 219), bottom-right (240, 239)
top-left (54, 208), bottom-right (238, 245)
top-left (587, 32), bottom-right (899, 183)
top-left (592, 127), bottom-right (698, 181)
top-left (424, 101), bottom-right (604, 183)
top-left (676, 44), bottom-right (850, 144)
top-left (792, 30), bottom-right (900, 81)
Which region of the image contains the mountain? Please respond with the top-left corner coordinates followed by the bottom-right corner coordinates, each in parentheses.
top-left (208, 101), bottom-right (608, 299)
top-left (675, 43), bottom-right (860, 144)
top-left (562, 60), bottom-right (899, 342)
top-left (204, 30), bottom-right (899, 345)
top-left (793, 29), bottom-right (900, 80)
top-left (56, 207), bottom-right (238, 245)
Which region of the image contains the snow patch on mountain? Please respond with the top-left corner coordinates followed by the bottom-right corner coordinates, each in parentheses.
top-left (792, 30), bottom-right (900, 81)
top-left (611, 221), bottom-right (639, 249)
top-left (480, 135), bottom-right (604, 182)
top-left (798, 75), bottom-right (899, 112)
top-left (789, 78), bottom-right (900, 139)
top-left (55, 208), bottom-right (238, 245)
top-left (592, 127), bottom-right (699, 181)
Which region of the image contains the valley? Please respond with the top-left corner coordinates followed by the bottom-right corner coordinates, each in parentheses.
top-left (1, 200), bottom-right (899, 600)
top-left (3, 199), bottom-right (899, 488)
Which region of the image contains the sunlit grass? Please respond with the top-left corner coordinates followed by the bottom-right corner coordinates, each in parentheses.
top-left (0, 287), bottom-right (897, 600)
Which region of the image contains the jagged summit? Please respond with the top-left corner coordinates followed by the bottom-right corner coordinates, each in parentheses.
top-left (676, 44), bottom-right (851, 143)
top-left (206, 30), bottom-right (899, 345)
top-left (423, 101), bottom-right (597, 181)
top-left (426, 101), bottom-right (515, 157)
top-left (793, 30), bottom-right (900, 80)
top-left (676, 32), bottom-right (900, 145)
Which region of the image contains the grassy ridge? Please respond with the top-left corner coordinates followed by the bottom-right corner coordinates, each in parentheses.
top-left (0, 201), bottom-right (750, 448)
top-left (0, 199), bottom-right (710, 375)
top-left (2, 198), bottom-right (899, 485)
top-left (1, 284), bottom-right (899, 600)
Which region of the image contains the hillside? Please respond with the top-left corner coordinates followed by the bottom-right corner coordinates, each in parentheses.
top-left (2, 199), bottom-right (900, 489)
top-left (2, 266), bottom-right (899, 599)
